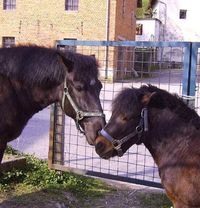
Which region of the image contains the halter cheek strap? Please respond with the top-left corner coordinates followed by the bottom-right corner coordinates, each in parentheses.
top-left (61, 81), bottom-right (105, 134)
top-left (99, 108), bottom-right (149, 156)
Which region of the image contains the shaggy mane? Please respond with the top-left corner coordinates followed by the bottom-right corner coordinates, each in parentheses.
top-left (113, 85), bottom-right (200, 128)
top-left (0, 45), bottom-right (98, 88)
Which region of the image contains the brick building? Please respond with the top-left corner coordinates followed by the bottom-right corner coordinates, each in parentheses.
top-left (0, 0), bottom-right (136, 46)
top-left (0, 0), bottom-right (137, 80)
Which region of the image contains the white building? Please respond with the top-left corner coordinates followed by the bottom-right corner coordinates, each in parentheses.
top-left (136, 0), bottom-right (200, 42)
top-left (136, 18), bottom-right (163, 41)
top-left (163, 0), bottom-right (200, 41)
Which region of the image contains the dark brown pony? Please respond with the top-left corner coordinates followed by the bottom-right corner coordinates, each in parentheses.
top-left (0, 45), bottom-right (105, 164)
top-left (95, 85), bottom-right (200, 208)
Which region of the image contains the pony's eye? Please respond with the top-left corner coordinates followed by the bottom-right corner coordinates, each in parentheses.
top-left (120, 115), bottom-right (128, 121)
top-left (75, 86), bottom-right (83, 92)
top-left (122, 117), bottom-right (128, 121)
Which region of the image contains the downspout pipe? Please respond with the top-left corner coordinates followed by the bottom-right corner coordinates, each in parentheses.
top-left (105, 0), bottom-right (110, 79)
top-left (158, 0), bottom-right (167, 41)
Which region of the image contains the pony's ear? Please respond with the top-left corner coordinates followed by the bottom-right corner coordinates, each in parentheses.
top-left (57, 53), bottom-right (74, 73)
top-left (141, 92), bottom-right (166, 109)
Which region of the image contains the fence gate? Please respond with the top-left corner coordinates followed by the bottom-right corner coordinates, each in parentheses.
top-left (48, 41), bottom-right (200, 188)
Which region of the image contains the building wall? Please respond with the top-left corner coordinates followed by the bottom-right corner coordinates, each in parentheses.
top-left (136, 18), bottom-right (161, 41)
top-left (0, 0), bottom-right (136, 47)
top-left (115, 0), bottom-right (136, 41)
top-left (153, 0), bottom-right (200, 41)
top-left (0, 0), bottom-right (108, 47)
top-left (107, 0), bottom-right (136, 80)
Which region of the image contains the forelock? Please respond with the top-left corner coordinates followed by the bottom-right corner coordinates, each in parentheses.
top-left (112, 88), bottom-right (139, 114)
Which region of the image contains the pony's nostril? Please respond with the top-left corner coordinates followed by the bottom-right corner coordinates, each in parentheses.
top-left (95, 141), bottom-right (105, 153)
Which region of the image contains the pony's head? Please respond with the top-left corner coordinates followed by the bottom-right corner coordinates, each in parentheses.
top-left (59, 52), bottom-right (106, 145)
top-left (95, 84), bottom-right (200, 159)
top-left (94, 86), bottom-right (158, 159)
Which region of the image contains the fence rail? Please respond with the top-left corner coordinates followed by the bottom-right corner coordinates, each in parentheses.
top-left (49, 40), bottom-right (200, 188)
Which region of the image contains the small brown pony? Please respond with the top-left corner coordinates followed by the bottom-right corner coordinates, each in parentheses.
top-left (95, 85), bottom-right (200, 208)
top-left (0, 45), bottom-right (105, 164)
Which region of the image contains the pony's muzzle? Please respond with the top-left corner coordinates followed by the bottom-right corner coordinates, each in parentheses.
top-left (95, 141), bottom-right (106, 153)
top-left (95, 135), bottom-right (114, 159)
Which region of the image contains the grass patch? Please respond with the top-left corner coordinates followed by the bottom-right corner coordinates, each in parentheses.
top-left (0, 148), bottom-right (113, 207)
top-left (0, 155), bottom-right (111, 198)
top-left (4, 146), bottom-right (20, 155)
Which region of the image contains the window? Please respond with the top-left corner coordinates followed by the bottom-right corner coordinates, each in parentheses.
top-left (137, 0), bottom-right (142, 8)
top-left (65, 0), bottom-right (79, 11)
top-left (179, 10), bottom-right (187, 19)
top-left (136, 24), bottom-right (143, 35)
top-left (3, 0), bottom-right (16, 10)
top-left (2, 37), bottom-right (15, 48)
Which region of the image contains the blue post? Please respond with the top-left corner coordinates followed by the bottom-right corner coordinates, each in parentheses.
top-left (190, 43), bottom-right (199, 96)
top-left (182, 42), bottom-right (197, 108)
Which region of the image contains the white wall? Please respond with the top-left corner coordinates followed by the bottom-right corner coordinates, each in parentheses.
top-left (155, 0), bottom-right (200, 41)
top-left (136, 19), bottom-right (161, 41)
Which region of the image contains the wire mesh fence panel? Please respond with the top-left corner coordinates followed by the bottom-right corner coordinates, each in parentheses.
top-left (49, 41), bottom-right (199, 188)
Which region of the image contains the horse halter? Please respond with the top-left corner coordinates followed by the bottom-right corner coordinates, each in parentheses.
top-left (99, 108), bottom-right (149, 156)
top-left (61, 80), bottom-right (105, 134)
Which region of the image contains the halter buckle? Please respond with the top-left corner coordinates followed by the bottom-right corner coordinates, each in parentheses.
top-left (76, 111), bottom-right (84, 121)
top-left (64, 87), bottom-right (68, 93)
top-left (136, 125), bottom-right (143, 134)
top-left (112, 140), bottom-right (121, 148)
top-left (112, 140), bottom-right (124, 157)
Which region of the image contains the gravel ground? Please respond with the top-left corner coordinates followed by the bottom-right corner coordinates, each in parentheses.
top-left (83, 180), bottom-right (172, 208)
top-left (0, 179), bottom-right (172, 208)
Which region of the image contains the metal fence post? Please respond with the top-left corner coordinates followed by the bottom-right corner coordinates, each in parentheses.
top-left (190, 43), bottom-right (198, 95)
top-left (182, 42), bottom-right (197, 108)
top-left (48, 103), bottom-right (65, 168)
